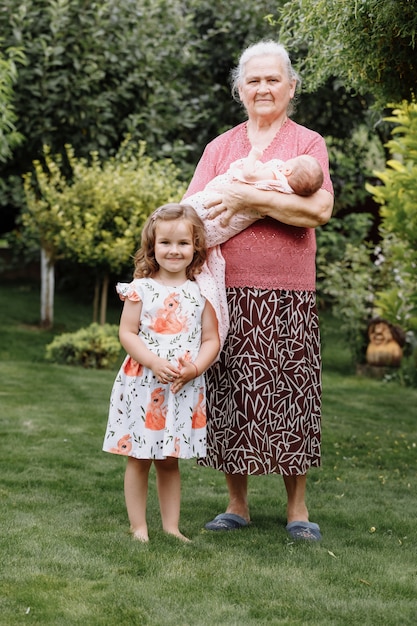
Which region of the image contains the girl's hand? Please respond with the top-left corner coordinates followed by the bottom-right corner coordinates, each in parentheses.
top-left (170, 357), bottom-right (198, 394)
top-left (151, 357), bottom-right (180, 385)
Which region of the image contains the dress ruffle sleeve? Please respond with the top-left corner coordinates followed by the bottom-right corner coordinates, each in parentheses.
top-left (116, 282), bottom-right (142, 302)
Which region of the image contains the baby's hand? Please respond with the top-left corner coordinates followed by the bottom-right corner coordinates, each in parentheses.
top-left (249, 146), bottom-right (263, 160)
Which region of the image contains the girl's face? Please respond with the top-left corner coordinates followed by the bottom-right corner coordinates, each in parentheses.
top-left (154, 219), bottom-right (195, 280)
top-left (238, 54), bottom-right (296, 123)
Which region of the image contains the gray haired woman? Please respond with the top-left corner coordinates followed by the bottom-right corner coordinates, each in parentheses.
top-left (183, 40), bottom-right (333, 541)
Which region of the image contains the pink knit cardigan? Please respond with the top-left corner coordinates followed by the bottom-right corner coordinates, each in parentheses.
top-left (184, 119), bottom-right (333, 353)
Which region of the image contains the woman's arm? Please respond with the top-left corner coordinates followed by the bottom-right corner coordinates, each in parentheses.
top-left (206, 182), bottom-right (333, 229)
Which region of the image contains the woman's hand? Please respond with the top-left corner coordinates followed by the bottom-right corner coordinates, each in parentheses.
top-left (205, 182), bottom-right (249, 226)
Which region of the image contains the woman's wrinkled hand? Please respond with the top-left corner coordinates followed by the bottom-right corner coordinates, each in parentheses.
top-left (204, 183), bottom-right (247, 226)
top-left (206, 202), bottom-right (235, 226)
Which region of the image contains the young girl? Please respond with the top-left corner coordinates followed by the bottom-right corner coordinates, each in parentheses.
top-left (103, 203), bottom-right (220, 542)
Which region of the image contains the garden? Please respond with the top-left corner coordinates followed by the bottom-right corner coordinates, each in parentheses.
top-left (1, 1), bottom-right (417, 624)
top-left (1, 280), bottom-right (416, 625)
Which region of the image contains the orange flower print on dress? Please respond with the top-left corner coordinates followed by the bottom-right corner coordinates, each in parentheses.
top-left (109, 434), bottom-right (132, 455)
top-left (149, 293), bottom-right (188, 334)
top-left (103, 279), bottom-right (207, 461)
top-left (145, 387), bottom-right (167, 430)
top-left (123, 356), bottom-right (143, 377)
top-left (192, 390), bottom-right (206, 429)
top-left (171, 437), bottom-right (181, 458)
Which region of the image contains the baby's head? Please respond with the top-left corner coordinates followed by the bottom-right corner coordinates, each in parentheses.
top-left (134, 203), bottom-right (207, 279)
top-left (283, 155), bottom-right (323, 196)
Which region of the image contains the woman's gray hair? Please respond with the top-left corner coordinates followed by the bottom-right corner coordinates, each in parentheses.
top-left (230, 40), bottom-right (301, 116)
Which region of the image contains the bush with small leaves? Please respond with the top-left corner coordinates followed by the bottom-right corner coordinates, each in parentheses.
top-left (45, 323), bottom-right (121, 369)
top-left (367, 101), bottom-right (417, 335)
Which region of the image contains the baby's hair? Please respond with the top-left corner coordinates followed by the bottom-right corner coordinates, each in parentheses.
top-left (288, 155), bottom-right (324, 196)
top-left (133, 203), bottom-right (207, 280)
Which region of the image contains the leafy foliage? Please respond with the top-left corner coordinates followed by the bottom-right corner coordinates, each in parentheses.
top-left (21, 138), bottom-right (185, 324)
top-left (1, 0), bottom-right (192, 161)
top-left (45, 322), bottom-right (121, 368)
top-left (0, 43), bottom-right (25, 162)
top-left (22, 139), bottom-right (186, 274)
top-left (0, 0), bottom-right (278, 233)
top-left (317, 218), bottom-right (417, 377)
top-left (368, 102), bottom-right (417, 247)
top-left (367, 101), bottom-right (417, 334)
top-left (372, 234), bottom-right (417, 333)
top-left (325, 124), bottom-right (385, 215)
top-left (175, 0), bottom-right (275, 146)
top-left (318, 101), bottom-right (417, 375)
top-left (317, 216), bottom-right (376, 365)
top-left (276, 0), bottom-right (417, 108)
top-left (0, 0), bottom-right (275, 168)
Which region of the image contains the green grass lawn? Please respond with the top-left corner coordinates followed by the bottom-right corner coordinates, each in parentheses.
top-left (1, 281), bottom-right (416, 625)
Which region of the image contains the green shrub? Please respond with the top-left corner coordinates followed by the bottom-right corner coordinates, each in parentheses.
top-left (367, 101), bottom-right (417, 334)
top-left (318, 240), bottom-right (376, 365)
top-left (326, 124), bottom-right (385, 215)
top-left (45, 323), bottom-right (121, 369)
top-left (318, 101), bottom-right (417, 380)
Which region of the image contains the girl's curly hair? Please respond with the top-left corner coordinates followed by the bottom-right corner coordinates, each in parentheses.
top-left (133, 203), bottom-right (207, 280)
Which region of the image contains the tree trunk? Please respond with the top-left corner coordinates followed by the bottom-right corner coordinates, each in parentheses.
top-left (92, 278), bottom-right (100, 323)
top-left (100, 273), bottom-right (109, 325)
top-left (40, 247), bottom-right (54, 329)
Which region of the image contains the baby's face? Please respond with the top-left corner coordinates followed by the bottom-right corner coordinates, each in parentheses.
top-left (282, 157), bottom-right (298, 170)
top-left (278, 158), bottom-right (298, 177)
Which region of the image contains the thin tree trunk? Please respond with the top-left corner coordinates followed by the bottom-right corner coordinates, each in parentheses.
top-left (40, 247), bottom-right (54, 329)
top-left (100, 273), bottom-right (109, 325)
top-left (92, 278), bottom-right (100, 323)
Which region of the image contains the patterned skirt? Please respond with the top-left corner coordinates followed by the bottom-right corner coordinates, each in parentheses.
top-left (199, 288), bottom-right (322, 476)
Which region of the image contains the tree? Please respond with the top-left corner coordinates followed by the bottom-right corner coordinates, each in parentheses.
top-left (0, 0), bottom-right (280, 235)
top-left (23, 139), bottom-right (186, 327)
top-left (276, 0), bottom-right (417, 109)
top-left (0, 0), bottom-right (194, 233)
top-left (2, 0), bottom-right (396, 250)
top-left (0, 43), bottom-right (25, 162)
top-left (1, 0), bottom-right (193, 160)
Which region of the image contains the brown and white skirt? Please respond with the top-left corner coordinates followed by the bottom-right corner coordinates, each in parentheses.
top-left (199, 288), bottom-right (322, 476)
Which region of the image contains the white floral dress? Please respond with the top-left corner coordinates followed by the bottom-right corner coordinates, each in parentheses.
top-left (103, 278), bottom-right (207, 460)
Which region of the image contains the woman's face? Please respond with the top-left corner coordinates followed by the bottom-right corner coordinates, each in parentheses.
top-left (238, 54), bottom-right (296, 122)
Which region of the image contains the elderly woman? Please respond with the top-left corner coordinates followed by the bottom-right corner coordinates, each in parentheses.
top-left (183, 40), bottom-right (333, 541)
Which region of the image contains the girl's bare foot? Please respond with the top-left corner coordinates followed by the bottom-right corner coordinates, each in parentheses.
top-left (131, 527), bottom-right (149, 543)
top-left (165, 529), bottom-right (191, 543)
